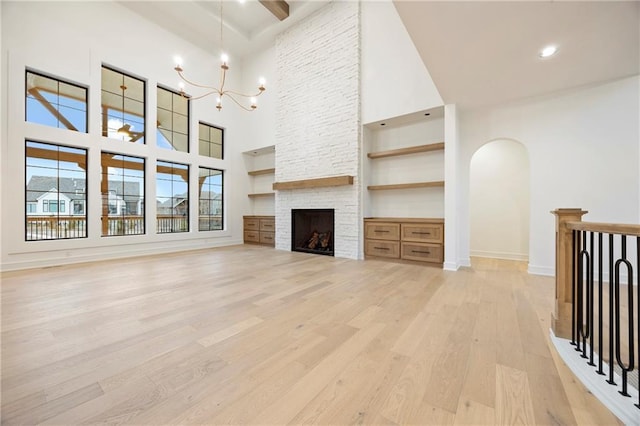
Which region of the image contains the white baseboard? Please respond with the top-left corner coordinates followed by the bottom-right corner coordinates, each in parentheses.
top-left (443, 261), bottom-right (459, 271)
top-left (528, 264), bottom-right (555, 276)
top-left (458, 257), bottom-right (472, 268)
top-left (470, 250), bottom-right (528, 261)
top-left (550, 331), bottom-right (639, 425)
top-left (1, 238), bottom-right (244, 272)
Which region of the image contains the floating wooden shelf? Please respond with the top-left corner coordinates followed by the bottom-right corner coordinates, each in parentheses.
top-left (247, 168), bottom-right (275, 176)
top-left (247, 192), bottom-right (275, 198)
top-left (367, 142), bottom-right (444, 159)
top-left (273, 175), bottom-right (354, 190)
top-left (367, 181), bottom-right (445, 191)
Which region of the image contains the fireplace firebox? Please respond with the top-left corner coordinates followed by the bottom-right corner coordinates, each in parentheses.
top-left (291, 209), bottom-right (334, 256)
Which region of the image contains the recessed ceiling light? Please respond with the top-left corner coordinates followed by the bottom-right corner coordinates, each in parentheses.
top-left (424, 113), bottom-right (430, 116)
top-left (539, 45), bottom-right (558, 59)
top-left (380, 123), bottom-right (386, 126)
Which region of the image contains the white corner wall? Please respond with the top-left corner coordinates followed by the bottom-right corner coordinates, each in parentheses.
top-left (361, 0), bottom-right (443, 124)
top-left (1, 1), bottom-right (248, 271)
top-left (470, 139), bottom-right (530, 261)
top-left (458, 76), bottom-right (640, 275)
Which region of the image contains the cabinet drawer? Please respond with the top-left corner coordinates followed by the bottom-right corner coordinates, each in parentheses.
top-left (260, 219), bottom-right (275, 232)
top-left (365, 239), bottom-right (400, 259)
top-left (401, 242), bottom-right (443, 263)
top-left (365, 223), bottom-right (400, 241)
top-left (244, 218), bottom-right (260, 231)
top-left (244, 231), bottom-right (260, 243)
top-left (402, 223), bottom-right (443, 243)
top-left (260, 231), bottom-right (275, 245)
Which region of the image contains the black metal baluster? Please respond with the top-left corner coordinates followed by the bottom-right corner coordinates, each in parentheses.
top-left (588, 231), bottom-right (595, 366)
top-left (577, 231), bottom-right (585, 353)
top-left (571, 229), bottom-right (580, 347)
top-left (608, 233), bottom-right (616, 385)
top-left (636, 236), bottom-right (640, 409)
top-left (578, 231), bottom-right (591, 358)
top-left (597, 232), bottom-right (605, 375)
top-left (614, 236), bottom-right (634, 397)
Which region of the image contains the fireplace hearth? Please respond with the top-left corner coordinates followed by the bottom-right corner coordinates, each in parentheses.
top-left (291, 209), bottom-right (334, 256)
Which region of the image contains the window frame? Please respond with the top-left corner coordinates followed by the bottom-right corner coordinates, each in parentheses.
top-left (156, 85), bottom-right (190, 153)
top-left (156, 160), bottom-right (190, 234)
top-left (198, 121), bottom-right (224, 160)
top-left (25, 69), bottom-right (88, 133)
top-left (25, 140), bottom-right (88, 241)
top-left (101, 65), bottom-right (146, 144)
top-left (198, 167), bottom-right (224, 232)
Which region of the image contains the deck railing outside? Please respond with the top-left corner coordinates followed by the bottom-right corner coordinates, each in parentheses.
top-left (26, 215), bottom-right (222, 239)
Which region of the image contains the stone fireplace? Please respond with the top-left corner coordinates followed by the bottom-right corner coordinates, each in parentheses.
top-left (274, 2), bottom-right (361, 260)
top-left (291, 209), bottom-right (334, 256)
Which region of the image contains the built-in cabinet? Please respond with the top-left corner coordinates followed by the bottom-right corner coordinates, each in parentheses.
top-left (243, 146), bottom-right (275, 247)
top-left (243, 144), bottom-right (275, 216)
top-left (364, 218), bottom-right (444, 264)
top-left (243, 216), bottom-right (275, 246)
top-left (363, 106), bottom-right (445, 266)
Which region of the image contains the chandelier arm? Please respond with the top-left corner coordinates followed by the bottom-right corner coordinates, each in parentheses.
top-left (224, 89), bottom-right (266, 98)
top-left (225, 93), bottom-right (256, 112)
top-left (219, 66), bottom-right (227, 94)
top-left (187, 89), bottom-right (224, 101)
top-left (176, 69), bottom-right (221, 92)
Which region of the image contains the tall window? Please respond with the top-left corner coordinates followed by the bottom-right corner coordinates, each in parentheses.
top-left (156, 161), bottom-right (189, 233)
top-left (199, 122), bottom-right (223, 159)
top-left (25, 70), bottom-right (87, 132)
top-left (198, 167), bottom-right (223, 231)
top-left (25, 141), bottom-right (87, 241)
top-left (157, 87), bottom-right (189, 152)
top-left (101, 152), bottom-right (145, 236)
top-left (101, 66), bottom-right (145, 143)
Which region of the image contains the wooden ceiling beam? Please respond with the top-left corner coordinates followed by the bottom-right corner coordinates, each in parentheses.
top-left (259, 0), bottom-right (289, 21)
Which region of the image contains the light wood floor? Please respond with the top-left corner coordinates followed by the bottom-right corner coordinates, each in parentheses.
top-left (1, 246), bottom-right (622, 425)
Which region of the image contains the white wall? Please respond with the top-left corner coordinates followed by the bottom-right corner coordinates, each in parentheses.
top-left (469, 139), bottom-right (530, 261)
top-left (361, 0), bottom-right (443, 125)
top-left (1, 1), bottom-right (247, 271)
top-left (458, 75), bottom-right (640, 275)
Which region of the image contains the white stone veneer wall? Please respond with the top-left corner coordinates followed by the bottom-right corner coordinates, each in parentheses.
top-left (274, 2), bottom-right (361, 259)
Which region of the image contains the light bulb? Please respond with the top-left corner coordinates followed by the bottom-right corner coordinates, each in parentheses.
top-left (539, 45), bottom-right (558, 58)
top-left (178, 82), bottom-right (185, 93)
top-left (174, 56), bottom-right (183, 67)
top-left (259, 77), bottom-right (266, 86)
top-left (221, 53), bottom-right (229, 64)
top-left (251, 97), bottom-right (257, 106)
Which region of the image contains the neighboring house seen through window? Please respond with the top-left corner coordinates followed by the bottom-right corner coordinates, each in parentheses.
top-left (101, 152), bottom-right (145, 236)
top-left (25, 141), bottom-right (87, 241)
top-left (157, 160), bottom-right (189, 233)
top-left (198, 167), bottom-right (223, 231)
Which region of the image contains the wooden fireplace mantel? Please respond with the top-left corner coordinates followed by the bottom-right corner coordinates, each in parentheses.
top-left (272, 175), bottom-right (354, 190)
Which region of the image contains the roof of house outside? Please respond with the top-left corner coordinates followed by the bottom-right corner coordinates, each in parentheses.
top-left (26, 176), bottom-right (140, 202)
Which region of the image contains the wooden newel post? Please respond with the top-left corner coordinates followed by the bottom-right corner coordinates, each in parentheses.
top-left (550, 208), bottom-right (588, 338)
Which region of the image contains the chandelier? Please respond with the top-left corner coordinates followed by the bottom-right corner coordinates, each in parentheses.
top-left (174, 0), bottom-right (266, 111)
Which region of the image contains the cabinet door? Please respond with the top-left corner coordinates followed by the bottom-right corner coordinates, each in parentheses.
top-left (401, 242), bottom-right (443, 263)
top-left (260, 219), bottom-right (275, 232)
top-left (244, 231), bottom-right (260, 243)
top-left (402, 223), bottom-right (443, 244)
top-left (244, 218), bottom-right (260, 231)
top-left (365, 222), bottom-right (400, 241)
top-left (260, 232), bottom-right (275, 246)
top-left (365, 239), bottom-right (400, 258)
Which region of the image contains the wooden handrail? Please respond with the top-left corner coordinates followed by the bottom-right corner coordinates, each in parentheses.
top-left (566, 221), bottom-right (640, 237)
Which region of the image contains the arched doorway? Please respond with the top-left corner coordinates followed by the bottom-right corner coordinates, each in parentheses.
top-left (469, 139), bottom-right (530, 262)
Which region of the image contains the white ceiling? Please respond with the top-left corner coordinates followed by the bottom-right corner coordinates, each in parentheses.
top-left (121, 1), bottom-right (640, 110)
top-left (118, 1), bottom-right (329, 59)
top-left (394, 0), bottom-right (640, 109)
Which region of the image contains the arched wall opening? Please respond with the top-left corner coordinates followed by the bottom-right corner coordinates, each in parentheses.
top-left (469, 139), bottom-right (530, 261)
